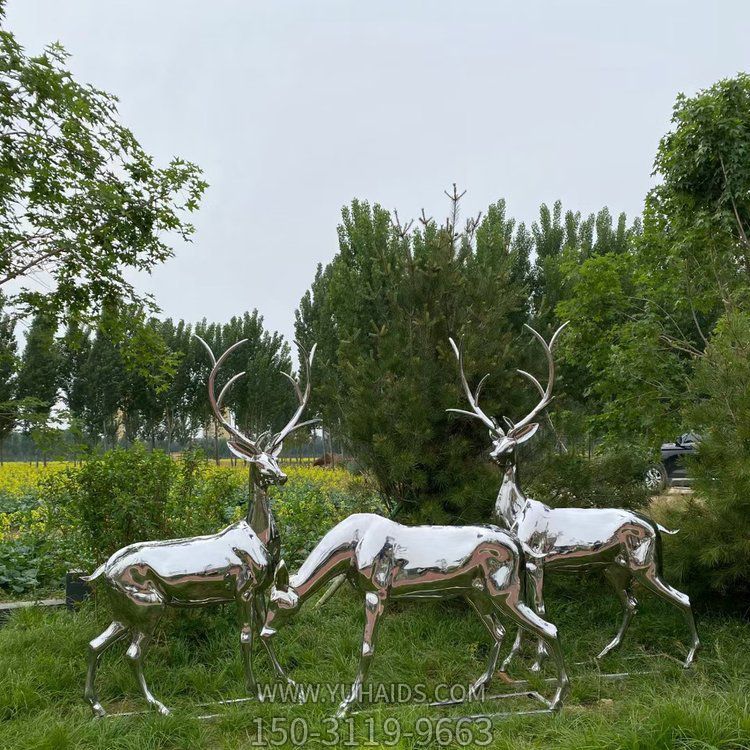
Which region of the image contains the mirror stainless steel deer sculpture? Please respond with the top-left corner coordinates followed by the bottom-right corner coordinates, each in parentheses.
top-left (449, 323), bottom-right (700, 671)
top-left (82, 337), bottom-right (317, 717)
top-left (260, 512), bottom-right (570, 717)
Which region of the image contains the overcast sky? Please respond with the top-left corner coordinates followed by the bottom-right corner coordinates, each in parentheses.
top-left (6, 1), bottom-right (748, 344)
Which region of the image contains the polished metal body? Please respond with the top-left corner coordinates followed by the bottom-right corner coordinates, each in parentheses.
top-left (261, 512), bottom-right (570, 717)
top-left (449, 324), bottom-right (700, 670)
top-left (83, 338), bottom-right (317, 717)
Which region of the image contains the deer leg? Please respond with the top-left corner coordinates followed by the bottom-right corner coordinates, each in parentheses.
top-left (466, 594), bottom-right (506, 694)
top-left (254, 595), bottom-right (295, 687)
top-left (632, 565), bottom-right (700, 667)
top-left (491, 597), bottom-right (569, 711)
top-left (336, 591), bottom-right (386, 718)
top-left (85, 621), bottom-right (128, 717)
top-left (528, 561), bottom-right (549, 672)
top-left (314, 573), bottom-right (347, 609)
top-left (127, 630), bottom-right (169, 716)
top-left (597, 565), bottom-right (637, 660)
top-left (500, 628), bottom-right (524, 673)
top-left (238, 594), bottom-right (259, 697)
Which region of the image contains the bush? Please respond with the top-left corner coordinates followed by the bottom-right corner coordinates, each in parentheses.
top-left (0, 450), bottom-right (386, 596)
top-left (268, 466), bottom-right (384, 568)
top-left (42, 443), bottom-right (177, 566)
top-left (525, 450), bottom-right (651, 510)
top-left (167, 449), bottom-right (246, 538)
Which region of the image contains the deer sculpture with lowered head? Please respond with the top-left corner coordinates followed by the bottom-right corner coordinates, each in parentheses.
top-left (448, 323), bottom-right (699, 670)
top-left (82, 337), bottom-right (317, 717)
top-left (261, 512), bottom-right (570, 717)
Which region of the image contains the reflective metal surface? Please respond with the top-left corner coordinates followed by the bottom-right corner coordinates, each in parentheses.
top-left (449, 323), bottom-right (700, 670)
top-left (83, 338), bottom-right (317, 717)
top-left (261, 512), bottom-right (570, 717)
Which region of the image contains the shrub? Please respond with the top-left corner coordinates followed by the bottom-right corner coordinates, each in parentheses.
top-left (268, 467), bottom-right (385, 567)
top-left (42, 443), bottom-right (177, 565)
top-left (525, 450), bottom-right (651, 510)
top-left (0, 451), bottom-right (386, 595)
top-left (167, 449), bottom-right (246, 538)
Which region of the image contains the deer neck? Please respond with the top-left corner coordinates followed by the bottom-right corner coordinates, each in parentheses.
top-left (247, 471), bottom-right (278, 557)
top-left (290, 535), bottom-right (356, 603)
top-left (494, 454), bottom-right (526, 529)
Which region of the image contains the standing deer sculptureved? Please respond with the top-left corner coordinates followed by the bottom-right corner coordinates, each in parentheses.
top-left (448, 323), bottom-right (700, 670)
top-left (261, 513), bottom-right (570, 717)
top-left (83, 337), bottom-right (317, 717)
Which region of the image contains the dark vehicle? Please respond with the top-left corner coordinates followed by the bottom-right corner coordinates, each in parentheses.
top-left (645, 432), bottom-right (701, 492)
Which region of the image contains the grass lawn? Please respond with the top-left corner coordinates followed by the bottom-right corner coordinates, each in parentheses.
top-left (0, 578), bottom-right (748, 750)
top-left (0, 583), bottom-right (750, 750)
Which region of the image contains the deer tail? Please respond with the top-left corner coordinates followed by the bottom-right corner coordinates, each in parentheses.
top-left (81, 564), bottom-right (106, 583)
top-left (657, 523), bottom-right (679, 536)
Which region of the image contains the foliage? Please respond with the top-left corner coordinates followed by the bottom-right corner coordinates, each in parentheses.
top-left (525, 450), bottom-right (651, 510)
top-left (557, 74), bottom-right (750, 446)
top-left (268, 466), bottom-right (384, 568)
top-left (166, 449), bottom-right (246, 538)
top-left (665, 312), bottom-right (750, 605)
top-left (0, 294), bottom-right (16, 449)
top-left (54, 307), bottom-right (298, 456)
top-left (0, 539), bottom-right (40, 593)
top-left (14, 313), bottom-right (60, 421)
top-left (42, 444), bottom-right (177, 565)
top-left (296, 191), bottom-right (533, 522)
top-left (649, 72), bottom-right (750, 315)
top-left (0, 455), bottom-right (383, 595)
top-left (0, 12), bottom-right (206, 321)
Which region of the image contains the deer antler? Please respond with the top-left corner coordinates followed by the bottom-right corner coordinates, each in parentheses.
top-left (512, 321), bottom-right (568, 431)
top-left (269, 341), bottom-right (319, 452)
top-left (447, 337), bottom-right (503, 436)
top-left (195, 335), bottom-right (260, 456)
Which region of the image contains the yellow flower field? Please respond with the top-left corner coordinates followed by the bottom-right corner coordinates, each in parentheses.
top-left (0, 460), bottom-right (353, 498)
top-left (0, 462), bottom-right (69, 496)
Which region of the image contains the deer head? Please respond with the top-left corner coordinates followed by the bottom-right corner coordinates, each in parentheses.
top-left (196, 336), bottom-right (318, 488)
top-left (448, 322), bottom-right (568, 465)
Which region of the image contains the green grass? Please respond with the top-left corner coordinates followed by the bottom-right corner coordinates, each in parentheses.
top-left (0, 579), bottom-right (748, 749)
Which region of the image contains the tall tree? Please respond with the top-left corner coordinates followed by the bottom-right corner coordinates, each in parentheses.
top-left (0, 293), bottom-right (16, 459)
top-left (0, 5), bottom-right (206, 321)
top-left (557, 74), bottom-right (750, 445)
top-left (15, 312), bottom-right (60, 426)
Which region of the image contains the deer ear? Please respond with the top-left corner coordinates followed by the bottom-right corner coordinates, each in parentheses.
top-left (274, 560), bottom-right (289, 591)
top-left (509, 422), bottom-right (539, 444)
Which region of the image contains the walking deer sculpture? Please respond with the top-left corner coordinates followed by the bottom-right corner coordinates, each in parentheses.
top-left (261, 512), bottom-right (570, 717)
top-left (448, 323), bottom-right (700, 670)
top-left (83, 337), bottom-right (317, 717)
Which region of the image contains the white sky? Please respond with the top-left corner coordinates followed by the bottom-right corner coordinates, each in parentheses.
top-left (6, 1), bottom-right (748, 344)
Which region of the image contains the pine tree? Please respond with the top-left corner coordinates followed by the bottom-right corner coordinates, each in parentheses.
top-left (295, 189), bottom-right (532, 522)
top-left (670, 312), bottom-right (750, 605)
